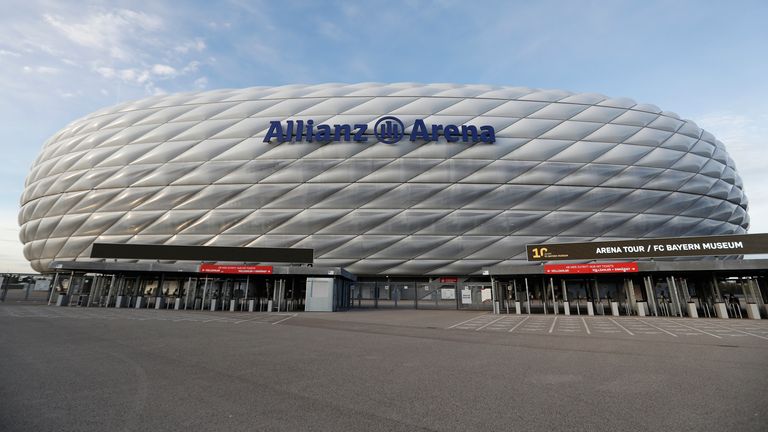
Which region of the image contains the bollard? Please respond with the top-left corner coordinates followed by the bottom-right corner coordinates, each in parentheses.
top-left (686, 302), bottom-right (698, 318)
top-left (514, 301), bottom-right (521, 315)
top-left (563, 301), bottom-right (570, 316)
top-left (135, 297), bottom-right (145, 309)
top-left (587, 302), bottom-right (594, 316)
top-left (746, 303), bottom-right (761, 320)
top-left (210, 299), bottom-right (217, 311)
top-left (714, 302), bottom-right (729, 319)
top-left (155, 297), bottom-right (164, 310)
top-left (174, 298), bottom-right (182, 310)
top-left (230, 299), bottom-right (237, 312)
top-left (637, 301), bottom-right (647, 317)
top-left (610, 301), bottom-right (619, 316)
top-left (248, 299), bottom-right (256, 312)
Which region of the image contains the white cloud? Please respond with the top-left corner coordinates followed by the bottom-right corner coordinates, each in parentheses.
top-left (0, 49), bottom-right (21, 57)
top-left (194, 76), bottom-right (208, 89)
top-left (175, 37), bottom-right (206, 53)
top-left (43, 9), bottom-right (163, 62)
top-left (152, 64), bottom-right (177, 77)
top-left (22, 65), bottom-right (59, 74)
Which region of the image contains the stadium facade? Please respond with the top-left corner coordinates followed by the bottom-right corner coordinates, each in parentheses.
top-left (18, 83), bottom-right (764, 316)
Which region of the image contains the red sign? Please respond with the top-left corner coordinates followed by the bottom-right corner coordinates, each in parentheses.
top-left (543, 262), bottom-right (638, 275)
top-left (440, 277), bottom-right (459, 283)
top-left (199, 264), bottom-right (273, 275)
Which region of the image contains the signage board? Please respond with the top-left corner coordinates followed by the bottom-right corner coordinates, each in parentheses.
top-left (199, 264), bottom-right (273, 275)
top-left (461, 288), bottom-right (472, 304)
top-left (526, 233), bottom-right (768, 261)
top-left (91, 243), bottom-right (313, 263)
top-left (440, 277), bottom-right (459, 283)
top-left (440, 289), bottom-right (456, 300)
top-left (544, 262), bottom-right (639, 275)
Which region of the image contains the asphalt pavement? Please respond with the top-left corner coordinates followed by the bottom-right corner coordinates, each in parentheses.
top-left (1, 304), bottom-right (766, 431)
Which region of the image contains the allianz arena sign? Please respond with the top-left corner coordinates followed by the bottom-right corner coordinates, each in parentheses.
top-left (263, 116), bottom-right (496, 144)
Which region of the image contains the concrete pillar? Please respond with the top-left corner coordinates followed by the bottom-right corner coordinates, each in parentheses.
top-left (550, 278), bottom-right (557, 315)
top-left (135, 297), bottom-right (145, 309)
top-left (714, 302), bottom-right (729, 319)
top-left (610, 301), bottom-right (620, 316)
top-left (514, 301), bottom-right (521, 314)
top-left (587, 302), bottom-right (595, 316)
top-left (644, 276), bottom-right (658, 316)
top-left (174, 298), bottom-right (182, 310)
top-left (746, 303), bottom-right (761, 319)
top-left (626, 278), bottom-right (637, 315)
top-left (561, 280), bottom-right (569, 315)
top-left (524, 278), bottom-right (530, 314)
top-left (230, 299), bottom-right (237, 312)
top-left (155, 297), bottom-right (164, 309)
top-left (687, 302), bottom-right (698, 318)
top-left (637, 301), bottom-right (647, 317)
top-left (248, 299), bottom-right (256, 312)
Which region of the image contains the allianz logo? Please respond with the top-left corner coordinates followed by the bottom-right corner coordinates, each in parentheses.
top-left (263, 116), bottom-right (496, 144)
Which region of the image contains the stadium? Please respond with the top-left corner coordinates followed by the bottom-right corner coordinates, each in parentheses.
top-left (17, 83), bottom-right (765, 316)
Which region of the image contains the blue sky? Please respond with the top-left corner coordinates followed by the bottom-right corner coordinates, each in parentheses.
top-left (1, 0), bottom-right (767, 272)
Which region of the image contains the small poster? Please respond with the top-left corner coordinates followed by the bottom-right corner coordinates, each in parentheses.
top-left (461, 288), bottom-right (472, 304)
top-left (481, 288), bottom-right (492, 303)
top-left (441, 289), bottom-right (455, 300)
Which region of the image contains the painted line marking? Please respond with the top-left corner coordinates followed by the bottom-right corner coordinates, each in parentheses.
top-left (636, 318), bottom-right (677, 337)
top-left (662, 319), bottom-right (721, 339)
top-left (548, 316), bottom-right (558, 333)
top-left (581, 317), bottom-right (591, 334)
top-left (609, 318), bottom-right (634, 336)
top-left (706, 321), bottom-right (768, 340)
top-left (475, 316), bottom-right (507, 331)
top-left (508, 316), bottom-right (531, 332)
top-left (272, 314), bottom-right (297, 325)
top-left (447, 314), bottom-right (490, 329)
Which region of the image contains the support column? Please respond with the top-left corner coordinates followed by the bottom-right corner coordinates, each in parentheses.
top-left (644, 276), bottom-right (657, 316)
top-left (48, 272), bottom-right (60, 305)
top-left (155, 273), bottom-right (166, 310)
top-left (668, 276), bottom-right (683, 317)
top-left (491, 277), bottom-right (499, 315)
top-left (593, 278), bottom-right (601, 315)
top-left (524, 278), bottom-right (530, 314)
top-left (625, 278), bottom-right (635, 315)
top-left (105, 275), bottom-right (116, 307)
top-left (87, 276), bottom-right (100, 307)
top-left (561, 279), bottom-right (569, 316)
top-left (549, 277), bottom-right (557, 315)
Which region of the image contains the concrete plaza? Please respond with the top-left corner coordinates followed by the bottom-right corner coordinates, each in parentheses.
top-left (1, 304), bottom-right (766, 431)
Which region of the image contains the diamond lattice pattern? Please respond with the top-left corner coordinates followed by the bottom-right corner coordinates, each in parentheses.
top-left (19, 83), bottom-right (749, 274)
